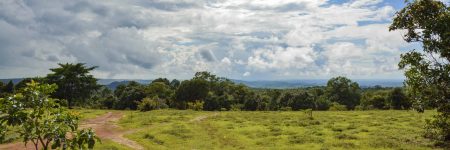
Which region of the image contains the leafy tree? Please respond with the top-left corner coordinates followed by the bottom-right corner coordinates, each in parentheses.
top-left (0, 81), bottom-right (99, 150)
top-left (114, 81), bottom-right (145, 110)
top-left (145, 82), bottom-right (173, 100)
top-left (4, 80), bottom-right (14, 94)
top-left (370, 95), bottom-right (387, 109)
top-left (388, 88), bottom-right (411, 110)
top-left (390, 0), bottom-right (450, 144)
top-left (46, 63), bottom-right (100, 108)
top-left (174, 79), bottom-right (209, 109)
top-left (91, 86), bottom-right (117, 109)
top-left (325, 77), bottom-right (361, 109)
top-left (152, 78), bottom-right (170, 85)
top-left (267, 89), bottom-right (282, 110)
top-left (315, 96), bottom-right (331, 110)
top-left (0, 81), bottom-right (4, 97)
top-left (280, 92), bottom-right (294, 108)
top-left (169, 79), bottom-right (180, 89)
top-left (290, 92), bottom-right (314, 110)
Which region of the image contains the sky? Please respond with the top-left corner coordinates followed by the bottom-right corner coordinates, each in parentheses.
top-left (0, 0), bottom-right (434, 80)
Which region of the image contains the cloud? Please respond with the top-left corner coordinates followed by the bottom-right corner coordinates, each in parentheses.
top-left (0, 0), bottom-right (411, 79)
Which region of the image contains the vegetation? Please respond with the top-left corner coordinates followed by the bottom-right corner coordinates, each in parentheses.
top-left (46, 63), bottom-right (101, 108)
top-left (119, 110), bottom-right (437, 150)
top-left (390, 0), bottom-right (450, 145)
top-left (0, 81), bottom-right (99, 149)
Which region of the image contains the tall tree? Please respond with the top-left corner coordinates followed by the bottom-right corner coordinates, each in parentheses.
top-left (390, 0), bottom-right (450, 144)
top-left (114, 81), bottom-right (145, 110)
top-left (4, 80), bottom-right (14, 94)
top-left (0, 81), bottom-right (4, 97)
top-left (46, 63), bottom-right (100, 108)
top-left (325, 76), bottom-right (361, 109)
top-left (388, 88), bottom-right (411, 110)
top-left (174, 79), bottom-right (209, 109)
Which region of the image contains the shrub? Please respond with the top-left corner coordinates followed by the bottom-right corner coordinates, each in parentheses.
top-left (137, 97), bottom-right (168, 112)
top-left (230, 104), bottom-right (243, 111)
top-left (187, 100), bottom-right (204, 111)
top-left (329, 102), bottom-right (347, 111)
top-left (315, 97), bottom-right (331, 110)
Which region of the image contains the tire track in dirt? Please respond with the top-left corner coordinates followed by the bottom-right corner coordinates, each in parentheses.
top-left (80, 112), bottom-right (144, 150)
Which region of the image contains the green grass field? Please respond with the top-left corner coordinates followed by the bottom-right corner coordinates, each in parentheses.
top-left (115, 110), bottom-right (438, 150)
top-left (1, 109), bottom-right (440, 149)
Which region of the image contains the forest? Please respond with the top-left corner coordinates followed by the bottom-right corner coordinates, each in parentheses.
top-left (0, 67), bottom-right (413, 112)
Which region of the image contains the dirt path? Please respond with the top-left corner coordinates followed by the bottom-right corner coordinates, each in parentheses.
top-left (0, 112), bottom-right (144, 150)
top-left (190, 112), bottom-right (219, 122)
top-left (80, 112), bottom-right (144, 150)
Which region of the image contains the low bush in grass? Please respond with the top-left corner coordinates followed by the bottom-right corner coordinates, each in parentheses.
top-left (137, 97), bottom-right (168, 111)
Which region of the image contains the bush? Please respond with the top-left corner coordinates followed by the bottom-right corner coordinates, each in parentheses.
top-left (329, 102), bottom-right (347, 111)
top-left (187, 100), bottom-right (204, 111)
top-left (315, 96), bottom-right (330, 110)
top-left (137, 97), bottom-right (168, 112)
top-left (230, 104), bottom-right (243, 111)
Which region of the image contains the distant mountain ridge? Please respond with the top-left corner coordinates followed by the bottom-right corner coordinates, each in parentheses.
top-left (1, 78), bottom-right (404, 90)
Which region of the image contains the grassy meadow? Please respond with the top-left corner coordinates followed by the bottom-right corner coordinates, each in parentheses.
top-left (113, 110), bottom-right (437, 150)
top-left (0, 109), bottom-right (440, 149)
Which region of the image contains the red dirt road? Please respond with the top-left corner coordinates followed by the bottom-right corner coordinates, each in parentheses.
top-left (0, 112), bottom-right (143, 150)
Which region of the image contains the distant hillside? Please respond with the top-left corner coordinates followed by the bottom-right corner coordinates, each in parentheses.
top-left (1, 78), bottom-right (403, 90)
top-left (232, 79), bottom-right (404, 89)
top-left (0, 78), bottom-right (24, 84)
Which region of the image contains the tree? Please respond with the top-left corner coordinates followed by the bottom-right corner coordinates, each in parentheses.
top-left (46, 63), bottom-right (100, 108)
top-left (325, 77), bottom-right (361, 109)
top-left (290, 92), bottom-right (314, 110)
top-left (174, 79), bottom-right (209, 109)
top-left (0, 81), bottom-right (4, 97)
top-left (4, 80), bottom-right (14, 94)
top-left (0, 81), bottom-right (99, 150)
top-left (370, 95), bottom-right (387, 109)
top-left (91, 86), bottom-right (117, 109)
top-left (152, 78), bottom-right (170, 85)
top-left (388, 88), bottom-right (411, 110)
top-left (114, 81), bottom-right (145, 110)
top-left (145, 82), bottom-right (173, 100)
top-left (169, 79), bottom-right (180, 89)
top-left (390, 0), bottom-right (450, 144)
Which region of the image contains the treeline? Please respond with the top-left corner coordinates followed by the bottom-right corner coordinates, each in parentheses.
top-left (0, 63), bottom-right (418, 111)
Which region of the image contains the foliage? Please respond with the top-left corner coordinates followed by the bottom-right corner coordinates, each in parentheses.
top-left (90, 86), bottom-right (117, 109)
top-left (329, 102), bottom-right (348, 111)
top-left (175, 79), bottom-right (209, 109)
top-left (388, 88), bottom-right (411, 110)
top-left (390, 0), bottom-right (450, 144)
top-left (187, 100), bottom-right (204, 111)
top-left (315, 96), bottom-right (331, 110)
top-left (46, 63), bottom-right (100, 108)
top-left (290, 92), bottom-right (314, 110)
top-left (114, 81), bottom-right (145, 110)
top-left (145, 82), bottom-right (173, 100)
top-left (137, 97), bottom-right (168, 112)
top-left (325, 77), bottom-right (361, 110)
top-left (0, 81), bottom-right (99, 150)
top-left (4, 80), bottom-right (14, 94)
top-left (152, 78), bottom-right (170, 85)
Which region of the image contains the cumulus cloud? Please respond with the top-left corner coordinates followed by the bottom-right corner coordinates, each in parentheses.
top-left (0, 0), bottom-right (412, 79)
